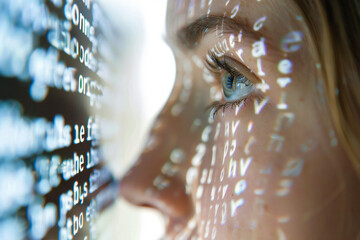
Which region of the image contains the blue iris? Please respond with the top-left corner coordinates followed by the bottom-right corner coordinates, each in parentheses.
top-left (222, 72), bottom-right (254, 101)
top-left (226, 75), bottom-right (234, 89)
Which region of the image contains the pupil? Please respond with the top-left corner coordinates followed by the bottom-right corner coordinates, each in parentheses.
top-left (226, 75), bottom-right (234, 89)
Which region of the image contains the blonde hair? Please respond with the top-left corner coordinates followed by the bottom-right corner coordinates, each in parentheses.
top-left (294, 0), bottom-right (360, 176)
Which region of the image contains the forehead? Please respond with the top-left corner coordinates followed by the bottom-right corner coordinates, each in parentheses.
top-left (166, 0), bottom-right (301, 43)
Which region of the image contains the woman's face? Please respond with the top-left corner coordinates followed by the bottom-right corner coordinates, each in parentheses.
top-left (120, 0), bottom-right (360, 239)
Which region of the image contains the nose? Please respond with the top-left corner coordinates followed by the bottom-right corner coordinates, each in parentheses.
top-left (119, 116), bottom-right (194, 220)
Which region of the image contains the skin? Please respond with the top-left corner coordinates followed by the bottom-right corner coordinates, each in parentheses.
top-left (120, 0), bottom-right (360, 239)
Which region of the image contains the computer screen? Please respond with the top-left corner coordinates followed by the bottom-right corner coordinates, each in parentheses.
top-left (0, 0), bottom-right (119, 239)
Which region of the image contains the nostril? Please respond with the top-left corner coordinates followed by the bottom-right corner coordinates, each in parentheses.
top-left (139, 203), bottom-right (152, 208)
top-left (138, 203), bottom-right (157, 209)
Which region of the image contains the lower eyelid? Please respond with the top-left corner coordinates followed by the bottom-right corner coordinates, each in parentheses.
top-left (208, 97), bottom-right (247, 117)
top-left (207, 89), bottom-right (265, 118)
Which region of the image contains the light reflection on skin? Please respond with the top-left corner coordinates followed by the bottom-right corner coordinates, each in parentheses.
top-left (120, 0), bottom-right (360, 239)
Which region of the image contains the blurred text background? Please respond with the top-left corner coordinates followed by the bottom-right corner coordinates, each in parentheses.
top-left (96, 0), bottom-right (175, 239)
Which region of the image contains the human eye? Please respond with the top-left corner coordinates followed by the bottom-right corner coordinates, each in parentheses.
top-left (205, 51), bottom-right (258, 116)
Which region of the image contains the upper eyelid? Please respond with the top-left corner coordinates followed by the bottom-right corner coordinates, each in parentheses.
top-left (209, 52), bottom-right (240, 77)
top-left (205, 51), bottom-right (262, 85)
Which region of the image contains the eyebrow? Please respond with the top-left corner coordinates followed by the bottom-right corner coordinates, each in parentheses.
top-left (177, 15), bottom-right (262, 49)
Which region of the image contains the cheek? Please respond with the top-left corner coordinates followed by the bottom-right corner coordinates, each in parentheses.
top-left (157, 50), bottom-right (352, 238)
top-left (187, 90), bottom-right (350, 238)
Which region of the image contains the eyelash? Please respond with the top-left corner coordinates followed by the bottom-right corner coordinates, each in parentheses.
top-left (205, 51), bottom-right (252, 117)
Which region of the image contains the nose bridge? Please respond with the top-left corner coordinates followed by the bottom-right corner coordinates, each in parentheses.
top-left (119, 60), bottom-right (208, 220)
